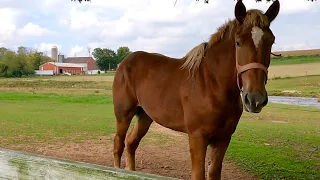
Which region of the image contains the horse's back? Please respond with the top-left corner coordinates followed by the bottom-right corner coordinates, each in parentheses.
top-left (114, 51), bottom-right (182, 85)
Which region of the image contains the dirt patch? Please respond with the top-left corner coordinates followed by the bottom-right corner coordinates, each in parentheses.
top-left (268, 63), bottom-right (320, 78)
top-left (7, 124), bottom-right (257, 180)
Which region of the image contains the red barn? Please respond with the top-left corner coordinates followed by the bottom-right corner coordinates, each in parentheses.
top-left (39, 62), bottom-right (86, 75)
top-left (63, 57), bottom-right (98, 71)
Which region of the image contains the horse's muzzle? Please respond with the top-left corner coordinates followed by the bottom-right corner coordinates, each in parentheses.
top-left (242, 90), bottom-right (268, 113)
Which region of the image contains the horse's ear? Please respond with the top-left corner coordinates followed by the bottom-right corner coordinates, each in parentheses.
top-left (265, 0), bottom-right (280, 23)
top-left (235, 0), bottom-right (246, 24)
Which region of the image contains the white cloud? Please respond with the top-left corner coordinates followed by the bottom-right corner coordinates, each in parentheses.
top-left (17, 23), bottom-right (54, 37)
top-left (62, 0), bottom-right (228, 57)
top-left (0, 6), bottom-right (56, 49)
top-left (69, 45), bottom-right (89, 57)
top-left (278, 0), bottom-right (320, 14)
top-left (33, 43), bottom-right (62, 57)
top-left (1, 0), bottom-right (320, 57)
top-left (0, 8), bottom-right (18, 47)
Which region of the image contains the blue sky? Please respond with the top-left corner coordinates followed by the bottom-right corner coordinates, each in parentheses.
top-left (0, 0), bottom-right (319, 58)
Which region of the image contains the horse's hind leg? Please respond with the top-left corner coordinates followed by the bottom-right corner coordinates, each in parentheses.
top-left (113, 105), bottom-right (136, 169)
top-left (125, 107), bottom-right (153, 170)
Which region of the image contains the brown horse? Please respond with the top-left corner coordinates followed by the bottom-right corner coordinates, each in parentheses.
top-left (112, 0), bottom-right (280, 179)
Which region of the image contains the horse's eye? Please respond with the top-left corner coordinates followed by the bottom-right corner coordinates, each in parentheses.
top-left (236, 42), bottom-right (241, 47)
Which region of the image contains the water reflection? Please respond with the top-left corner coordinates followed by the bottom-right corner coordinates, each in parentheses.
top-left (268, 96), bottom-right (320, 109)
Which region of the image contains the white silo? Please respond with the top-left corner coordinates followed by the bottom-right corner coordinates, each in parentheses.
top-left (51, 46), bottom-right (58, 61)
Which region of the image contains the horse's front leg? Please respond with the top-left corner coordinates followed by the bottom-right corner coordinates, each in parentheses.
top-left (207, 137), bottom-right (231, 180)
top-left (189, 133), bottom-right (210, 180)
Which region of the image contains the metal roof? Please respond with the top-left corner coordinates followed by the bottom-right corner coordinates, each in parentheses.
top-left (64, 57), bottom-right (93, 64)
top-left (48, 62), bottom-right (87, 68)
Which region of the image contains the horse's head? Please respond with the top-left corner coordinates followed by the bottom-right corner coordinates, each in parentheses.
top-left (234, 0), bottom-right (280, 113)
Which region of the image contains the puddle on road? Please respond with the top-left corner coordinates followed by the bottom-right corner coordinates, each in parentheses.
top-left (0, 149), bottom-right (178, 180)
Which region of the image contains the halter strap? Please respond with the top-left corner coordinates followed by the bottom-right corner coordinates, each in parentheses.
top-left (236, 61), bottom-right (268, 92)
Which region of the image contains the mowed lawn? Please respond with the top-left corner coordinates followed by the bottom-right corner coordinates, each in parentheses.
top-left (228, 104), bottom-right (320, 179)
top-left (0, 91), bottom-right (319, 179)
top-left (0, 93), bottom-right (115, 146)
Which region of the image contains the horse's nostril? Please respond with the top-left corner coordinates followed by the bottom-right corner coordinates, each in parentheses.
top-left (261, 97), bottom-right (268, 106)
top-left (244, 93), bottom-right (250, 105)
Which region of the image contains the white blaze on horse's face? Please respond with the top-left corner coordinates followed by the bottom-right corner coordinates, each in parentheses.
top-left (251, 26), bottom-right (264, 49)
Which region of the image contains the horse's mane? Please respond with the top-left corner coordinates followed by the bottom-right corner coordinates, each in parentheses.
top-left (180, 10), bottom-right (270, 77)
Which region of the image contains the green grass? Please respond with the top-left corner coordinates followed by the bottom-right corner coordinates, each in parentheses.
top-left (0, 79), bottom-right (112, 90)
top-left (271, 55), bottom-right (320, 66)
top-left (226, 103), bottom-right (320, 179)
top-left (0, 92), bottom-right (115, 145)
top-left (89, 71), bottom-right (115, 76)
top-left (266, 75), bottom-right (320, 97)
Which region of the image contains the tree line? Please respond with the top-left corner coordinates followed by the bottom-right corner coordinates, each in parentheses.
top-left (93, 46), bottom-right (132, 71)
top-left (0, 47), bottom-right (54, 77)
top-left (0, 45), bottom-right (132, 77)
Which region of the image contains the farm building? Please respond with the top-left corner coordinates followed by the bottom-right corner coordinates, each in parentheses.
top-left (63, 57), bottom-right (99, 74)
top-left (39, 62), bottom-right (87, 75)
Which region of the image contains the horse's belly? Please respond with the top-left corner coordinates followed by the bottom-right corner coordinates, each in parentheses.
top-left (139, 97), bottom-right (186, 133)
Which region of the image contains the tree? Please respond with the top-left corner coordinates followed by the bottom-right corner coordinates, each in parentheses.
top-left (0, 47), bottom-right (8, 60)
top-left (17, 46), bottom-right (28, 55)
top-left (0, 46), bottom-right (53, 77)
top-left (92, 48), bottom-right (117, 71)
top-left (0, 50), bottom-right (35, 77)
top-left (27, 52), bottom-right (50, 70)
top-left (116, 46), bottom-right (132, 64)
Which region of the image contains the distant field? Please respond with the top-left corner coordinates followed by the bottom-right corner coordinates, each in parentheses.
top-left (271, 55), bottom-right (320, 66)
top-left (266, 75), bottom-right (320, 98)
top-left (268, 63), bottom-right (320, 78)
top-left (272, 49), bottom-right (320, 57)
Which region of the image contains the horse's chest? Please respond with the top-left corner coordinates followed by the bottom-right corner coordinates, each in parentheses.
top-left (208, 106), bottom-right (242, 137)
top-left (185, 103), bottom-right (242, 137)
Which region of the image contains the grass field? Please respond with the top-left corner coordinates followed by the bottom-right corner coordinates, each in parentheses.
top-left (228, 103), bottom-right (319, 179)
top-left (0, 92), bottom-right (114, 146)
top-left (267, 75), bottom-right (320, 97)
top-left (0, 91), bottom-right (319, 179)
top-left (271, 55), bottom-right (320, 66)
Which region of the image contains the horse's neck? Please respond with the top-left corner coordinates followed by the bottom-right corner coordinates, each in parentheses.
top-left (201, 37), bottom-right (239, 96)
